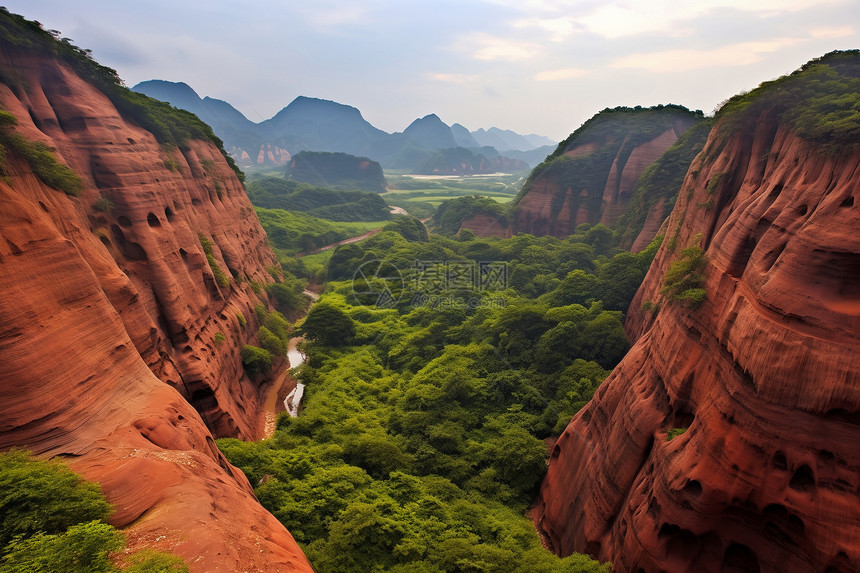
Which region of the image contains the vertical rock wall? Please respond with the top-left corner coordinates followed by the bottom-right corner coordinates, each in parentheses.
top-left (535, 105), bottom-right (860, 572)
top-left (0, 42), bottom-right (313, 572)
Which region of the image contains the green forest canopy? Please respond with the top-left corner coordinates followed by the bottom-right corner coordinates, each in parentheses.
top-left (221, 225), bottom-right (661, 572)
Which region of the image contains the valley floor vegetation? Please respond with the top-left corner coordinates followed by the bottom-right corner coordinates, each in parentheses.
top-left (220, 224), bottom-right (659, 572)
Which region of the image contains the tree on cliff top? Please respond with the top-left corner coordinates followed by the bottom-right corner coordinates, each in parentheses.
top-left (298, 301), bottom-right (356, 346)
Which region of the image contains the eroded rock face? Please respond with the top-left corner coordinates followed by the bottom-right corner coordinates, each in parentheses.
top-left (535, 109), bottom-right (860, 571)
top-left (459, 213), bottom-right (513, 238)
top-left (0, 48), bottom-right (312, 571)
top-left (513, 112), bottom-right (699, 240)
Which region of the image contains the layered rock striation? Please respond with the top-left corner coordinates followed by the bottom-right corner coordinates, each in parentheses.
top-left (0, 12), bottom-right (312, 572)
top-left (513, 106), bottom-right (703, 239)
top-left (536, 53), bottom-right (860, 573)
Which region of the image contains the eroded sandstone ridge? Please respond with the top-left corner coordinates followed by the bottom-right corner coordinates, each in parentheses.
top-left (536, 52), bottom-right (860, 572)
top-left (458, 106), bottom-right (704, 243)
top-left (512, 106), bottom-right (702, 239)
top-left (0, 12), bottom-right (312, 572)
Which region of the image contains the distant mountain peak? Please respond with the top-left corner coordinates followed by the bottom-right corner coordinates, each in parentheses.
top-left (403, 114), bottom-right (457, 150)
top-left (134, 79), bottom-right (198, 93)
top-left (132, 79), bottom-right (203, 108)
top-left (282, 96), bottom-right (363, 116)
top-left (132, 80), bottom-right (554, 168)
top-left (470, 126), bottom-right (555, 152)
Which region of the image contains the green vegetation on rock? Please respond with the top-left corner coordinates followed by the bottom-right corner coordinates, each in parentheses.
top-left (515, 105), bottom-right (704, 215)
top-left (197, 233), bottom-right (230, 288)
top-left (0, 9), bottom-right (243, 182)
top-left (431, 195), bottom-right (510, 236)
top-left (666, 427), bottom-right (688, 440)
top-left (0, 109), bottom-right (81, 195)
top-left (661, 236), bottom-right (708, 308)
top-left (247, 175), bottom-right (391, 222)
top-left (0, 451), bottom-right (187, 572)
top-left (241, 344), bottom-right (273, 374)
top-left (615, 119), bottom-right (714, 248)
top-left (714, 50), bottom-right (860, 152)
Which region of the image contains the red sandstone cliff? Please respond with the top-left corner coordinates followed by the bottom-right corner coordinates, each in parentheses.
top-left (0, 16), bottom-right (313, 573)
top-left (536, 59), bottom-right (860, 572)
top-left (458, 213), bottom-right (513, 238)
top-left (512, 107), bottom-right (702, 240)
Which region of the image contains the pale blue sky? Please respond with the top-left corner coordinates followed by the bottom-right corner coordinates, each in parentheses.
top-left (7, 0), bottom-right (860, 140)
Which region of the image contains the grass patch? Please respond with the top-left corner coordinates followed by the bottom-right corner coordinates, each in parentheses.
top-left (0, 109), bottom-right (81, 195)
top-left (91, 196), bottom-right (114, 212)
top-left (661, 235), bottom-right (707, 308)
top-left (256, 207), bottom-right (385, 256)
top-left (666, 427), bottom-right (688, 440)
top-left (198, 233), bottom-right (230, 288)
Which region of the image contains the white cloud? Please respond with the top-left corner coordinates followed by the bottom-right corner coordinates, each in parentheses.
top-left (295, 2), bottom-right (374, 32)
top-left (429, 73), bottom-right (479, 83)
top-left (810, 25), bottom-right (854, 38)
top-left (536, 0), bottom-right (846, 39)
top-left (534, 67), bottom-right (588, 81)
top-left (479, 0), bottom-right (571, 14)
top-left (513, 17), bottom-right (579, 42)
top-left (462, 33), bottom-right (543, 61)
top-left (612, 39), bottom-right (802, 72)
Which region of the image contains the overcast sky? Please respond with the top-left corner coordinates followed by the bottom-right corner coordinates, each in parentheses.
top-left (6, 1), bottom-right (860, 140)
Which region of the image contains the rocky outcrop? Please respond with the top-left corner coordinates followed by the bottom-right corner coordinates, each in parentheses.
top-left (458, 213), bottom-right (513, 238)
top-left (257, 143), bottom-right (292, 165)
top-left (412, 146), bottom-right (528, 176)
top-left (512, 106), bottom-right (703, 240)
top-left (535, 58), bottom-right (860, 572)
top-left (0, 14), bottom-right (312, 572)
top-left (288, 150), bottom-right (387, 192)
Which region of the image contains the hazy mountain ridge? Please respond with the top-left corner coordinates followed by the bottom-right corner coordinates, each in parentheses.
top-left (132, 80), bottom-right (555, 170)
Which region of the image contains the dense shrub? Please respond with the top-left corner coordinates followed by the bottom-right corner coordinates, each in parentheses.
top-left (0, 451), bottom-right (187, 572)
top-left (661, 238), bottom-right (708, 308)
top-left (0, 450), bottom-right (110, 548)
top-left (241, 345), bottom-right (273, 374)
top-left (299, 301), bottom-right (355, 346)
top-left (714, 50), bottom-right (860, 152)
